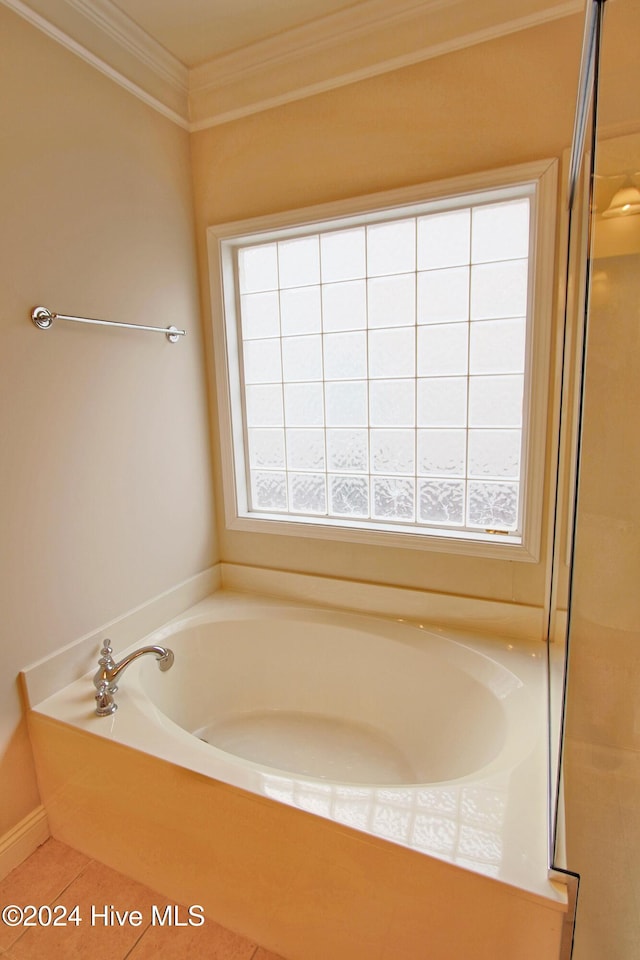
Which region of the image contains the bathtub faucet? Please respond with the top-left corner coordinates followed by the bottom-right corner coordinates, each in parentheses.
top-left (93, 640), bottom-right (174, 716)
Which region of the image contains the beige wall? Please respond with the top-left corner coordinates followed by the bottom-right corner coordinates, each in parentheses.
top-left (190, 15), bottom-right (585, 607)
top-left (0, 6), bottom-right (216, 835)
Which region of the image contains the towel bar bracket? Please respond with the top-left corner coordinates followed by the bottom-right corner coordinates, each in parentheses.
top-left (32, 306), bottom-right (55, 330)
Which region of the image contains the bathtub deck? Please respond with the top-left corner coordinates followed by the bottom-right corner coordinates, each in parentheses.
top-left (0, 838), bottom-right (284, 960)
top-left (21, 593), bottom-right (569, 960)
top-left (24, 592), bottom-right (557, 901)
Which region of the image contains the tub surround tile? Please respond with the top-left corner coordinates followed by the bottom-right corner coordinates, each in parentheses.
top-left (564, 737), bottom-right (640, 960)
top-left (564, 615), bottom-right (640, 754)
top-left (0, 839), bottom-right (89, 950)
top-left (126, 918), bottom-right (257, 959)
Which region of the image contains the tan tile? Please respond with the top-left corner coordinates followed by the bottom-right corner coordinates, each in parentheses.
top-left (127, 915), bottom-right (257, 960)
top-left (252, 950), bottom-right (288, 960)
top-left (0, 840), bottom-right (89, 949)
top-left (9, 859), bottom-right (157, 960)
top-left (564, 739), bottom-right (640, 960)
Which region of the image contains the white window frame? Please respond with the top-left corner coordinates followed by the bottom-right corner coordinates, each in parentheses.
top-left (208, 159), bottom-right (557, 561)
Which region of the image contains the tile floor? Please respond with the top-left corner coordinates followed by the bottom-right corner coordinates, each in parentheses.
top-left (0, 838), bottom-right (285, 960)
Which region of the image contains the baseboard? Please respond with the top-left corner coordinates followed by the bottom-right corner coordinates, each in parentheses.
top-left (0, 806), bottom-right (50, 880)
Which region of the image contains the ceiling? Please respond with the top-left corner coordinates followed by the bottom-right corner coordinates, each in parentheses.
top-left (108, 0), bottom-right (369, 67)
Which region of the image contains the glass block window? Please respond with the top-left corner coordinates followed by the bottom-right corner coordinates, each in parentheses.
top-left (212, 166), bottom-right (555, 555)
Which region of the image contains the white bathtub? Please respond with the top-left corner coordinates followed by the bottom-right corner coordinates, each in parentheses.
top-left (140, 603), bottom-right (526, 787)
top-left (27, 592), bottom-right (556, 902)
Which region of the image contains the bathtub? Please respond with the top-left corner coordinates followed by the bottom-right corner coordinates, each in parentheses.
top-left (25, 591), bottom-right (567, 960)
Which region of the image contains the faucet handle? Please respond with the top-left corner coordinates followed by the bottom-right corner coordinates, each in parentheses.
top-left (95, 639), bottom-right (118, 694)
top-left (99, 640), bottom-right (114, 662)
top-left (95, 680), bottom-right (117, 716)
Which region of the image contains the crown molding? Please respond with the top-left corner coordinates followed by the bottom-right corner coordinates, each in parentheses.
top-left (189, 0), bottom-right (584, 130)
top-left (1, 0), bottom-right (189, 126)
top-left (3, 0), bottom-right (582, 131)
top-left (64, 0), bottom-right (188, 91)
top-left (191, 0), bottom-right (458, 91)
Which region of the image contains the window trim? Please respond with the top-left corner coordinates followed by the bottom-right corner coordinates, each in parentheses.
top-left (208, 159), bottom-right (558, 561)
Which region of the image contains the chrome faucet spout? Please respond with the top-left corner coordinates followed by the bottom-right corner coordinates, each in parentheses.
top-left (93, 640), bottom-right (174, 716)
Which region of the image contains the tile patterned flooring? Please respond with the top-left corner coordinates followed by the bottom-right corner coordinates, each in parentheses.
top-left (0, 839), bottom-right (285, 960)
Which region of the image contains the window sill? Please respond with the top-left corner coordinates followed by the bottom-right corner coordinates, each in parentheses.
top-left (227, 511), bottom-right (538, 561)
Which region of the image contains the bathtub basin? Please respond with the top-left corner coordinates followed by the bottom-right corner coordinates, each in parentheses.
top-left (137, 609), bottom-right (517, 786)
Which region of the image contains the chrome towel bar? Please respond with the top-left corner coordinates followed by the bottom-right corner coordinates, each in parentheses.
top-left (31, 306), bottom-right (186, 343)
